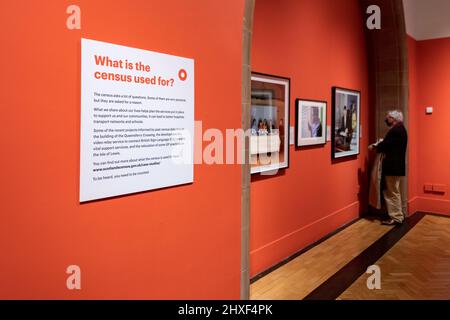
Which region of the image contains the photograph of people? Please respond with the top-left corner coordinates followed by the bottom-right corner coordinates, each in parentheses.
top-left (307, 107), bottom-right (323, 138)
top-left (251, 118), bottom-right (258, 135)
top-left (250, 74), bottom-right (289, 174)
top-left (278, 117), bottom-right (284, 151)
top-left (333, 87), bottom-right (360, 158)
top-left (337, 105), bottom-right (354, 146)
top-left (296, 99), bottom-right (327, 147)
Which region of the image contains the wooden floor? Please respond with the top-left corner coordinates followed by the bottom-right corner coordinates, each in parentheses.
top-left (250, 218), bottom-right (393, 300)
top-left (339, 215), bottom-right (450, 300)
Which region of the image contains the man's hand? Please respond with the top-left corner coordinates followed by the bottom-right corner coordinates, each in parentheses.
top-left (369, 138), bottom-right (383, 151)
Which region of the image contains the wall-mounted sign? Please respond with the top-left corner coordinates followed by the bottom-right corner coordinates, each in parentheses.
top-left (80, 39), bottom-right (194, 202)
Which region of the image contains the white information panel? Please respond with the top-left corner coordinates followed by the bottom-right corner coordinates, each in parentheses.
top-left (80, 39), bottom-right (194, 202)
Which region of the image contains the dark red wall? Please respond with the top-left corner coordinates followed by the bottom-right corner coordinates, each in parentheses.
top-left (408, 36), bottom-right (450, 215)
top-left (0, 0), bottom-right (245, 299)
top-left (250, 0), bottom-right (370, 276)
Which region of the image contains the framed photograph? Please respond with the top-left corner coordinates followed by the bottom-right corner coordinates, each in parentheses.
top-left (332, 87), bottom-right (361, 159)
top-left (295, 99), bottom-right (327, 147)
top-left (250, 73), bottom-right (290, 174)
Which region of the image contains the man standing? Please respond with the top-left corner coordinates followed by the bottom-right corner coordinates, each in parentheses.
top-left (340, 106), bottom-right (348, 133)
top-left (370, 110), bottom-right (408, 225)
top-left (308, 108), bottom-right (322, 138)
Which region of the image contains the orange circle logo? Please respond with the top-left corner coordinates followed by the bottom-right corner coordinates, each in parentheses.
top-left (178, 69), bottom-right (187, 81)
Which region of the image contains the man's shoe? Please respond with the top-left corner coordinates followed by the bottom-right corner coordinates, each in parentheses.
top-left (381, 219), bottom-right (403, 226)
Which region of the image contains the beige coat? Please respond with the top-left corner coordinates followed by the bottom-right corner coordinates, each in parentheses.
top-left (369, 153), bottom-right (385, 209)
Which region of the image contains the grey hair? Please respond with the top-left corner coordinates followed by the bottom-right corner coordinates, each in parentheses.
top-left (388, 110), bottom-right (404, 122)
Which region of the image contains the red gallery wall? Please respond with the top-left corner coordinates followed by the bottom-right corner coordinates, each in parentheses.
top-left (0, 1), bottom-right (244, 299)
top-left (407, 36), bottom-right (419, 213)
top-left (250, 0), bottom-right (370, 276)
top-left (408, 36), bottom-right (450, 215)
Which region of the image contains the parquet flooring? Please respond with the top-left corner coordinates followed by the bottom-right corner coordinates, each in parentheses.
top-left (250, 218), bottom-right (393, 300)
top-left (339, 215), bottom-right (450, 300)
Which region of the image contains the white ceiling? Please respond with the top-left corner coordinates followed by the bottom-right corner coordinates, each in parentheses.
top-left (403, 0), bottom-right (450, 40)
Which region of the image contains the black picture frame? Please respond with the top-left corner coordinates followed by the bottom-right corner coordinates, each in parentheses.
top-left (250, 72), bottom-right (290, 174)
top-left (331, 87), bottom-right (361, 159)
top-left (295, 98), bottom-right (327, 147)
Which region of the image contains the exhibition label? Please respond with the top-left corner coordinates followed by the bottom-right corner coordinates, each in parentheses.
top-left (80, 39), bottom-right (194, 202)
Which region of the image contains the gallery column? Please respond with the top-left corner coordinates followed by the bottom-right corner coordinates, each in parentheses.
top-left (360, 0), bottom-right (409, 216)
top-left (241, 0), bottom-right (255, 300)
